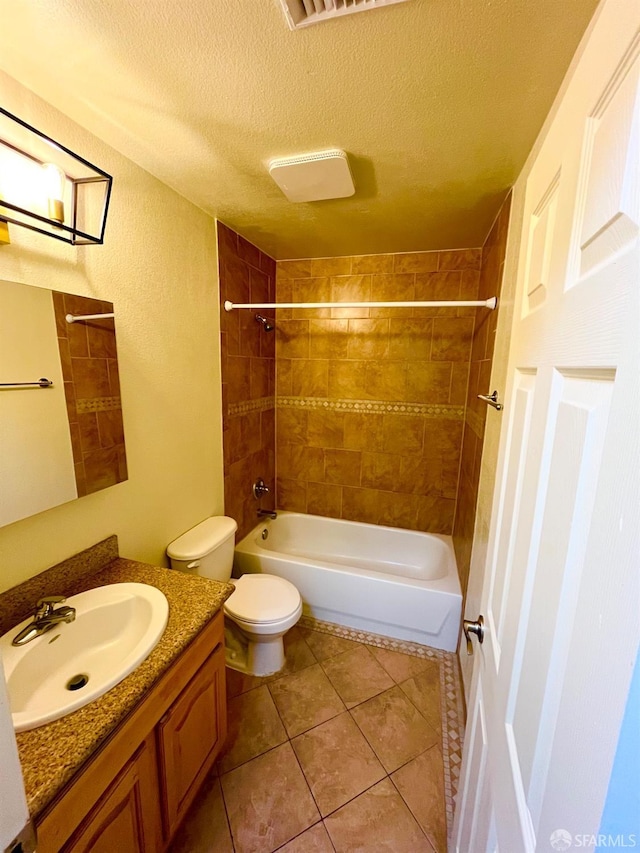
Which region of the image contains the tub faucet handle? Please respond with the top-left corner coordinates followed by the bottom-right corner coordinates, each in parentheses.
top-left (252, 478), bottom-right (270, 499)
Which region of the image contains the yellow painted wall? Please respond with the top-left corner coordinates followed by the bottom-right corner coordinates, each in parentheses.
top-left (0, 72), bottom-right (224, 592)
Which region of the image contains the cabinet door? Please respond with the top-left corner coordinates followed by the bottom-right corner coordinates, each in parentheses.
top-left (63, 736), bottom-right (162, 853)
top-left (158, 643), bottom-right (226, 837)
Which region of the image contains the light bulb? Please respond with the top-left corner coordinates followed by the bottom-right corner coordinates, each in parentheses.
top-left (42, 163), bottom-right (65, 223)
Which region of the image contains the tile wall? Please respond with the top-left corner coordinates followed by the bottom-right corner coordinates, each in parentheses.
top-left (218, 223), bottom-right (277, 540)
top-left (452, 193), bottom-right (512, 595)
top-left (52, 292), bottom-right (127, 496)
top-left (274, 250), bottom-right (482, 534)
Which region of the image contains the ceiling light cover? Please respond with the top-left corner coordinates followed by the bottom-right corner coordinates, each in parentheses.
top-left (268, 149), bottom-right (355, 203)
top-left (279, 0), bottom-right (412, 30)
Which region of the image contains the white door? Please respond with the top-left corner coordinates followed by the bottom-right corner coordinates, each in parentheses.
top-left (453, 1), bottom-right (640, 850)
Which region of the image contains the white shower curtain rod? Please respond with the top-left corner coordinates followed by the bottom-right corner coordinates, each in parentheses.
top-left (224, 296), bottom-right (497, 312)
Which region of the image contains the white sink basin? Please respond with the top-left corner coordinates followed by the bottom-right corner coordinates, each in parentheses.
top-left (0, 583), bottom-right (169, 732)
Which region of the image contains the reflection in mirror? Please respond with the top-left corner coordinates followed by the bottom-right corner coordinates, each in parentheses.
top-left (0, 281), bottom-right (127, 527)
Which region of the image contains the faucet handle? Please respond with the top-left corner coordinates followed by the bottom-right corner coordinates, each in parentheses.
top-left (36, 596), bottom-right (66, 618)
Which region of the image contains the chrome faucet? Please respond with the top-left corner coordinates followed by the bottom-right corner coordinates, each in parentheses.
top-left (257, 508), bottom-right (277, 520)
top-left (12, 596), bottom-right (76, 646)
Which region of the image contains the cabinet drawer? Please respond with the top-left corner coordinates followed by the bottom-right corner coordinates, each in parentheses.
top-left (158, 642), bottom-right (226, 837)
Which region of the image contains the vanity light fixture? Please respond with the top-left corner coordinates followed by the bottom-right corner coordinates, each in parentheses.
top-left (0, 107), bottom-right (112, 245)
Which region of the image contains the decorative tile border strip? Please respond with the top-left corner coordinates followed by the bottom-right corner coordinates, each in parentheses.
top-left (76, 396), bottom-right (121, 414)
top-left (227, 396), bottom-right (275, 417)
top-left (278, 396), bottom-right (464, 419)
top-left (466, 407), bottom-right (485, 439)
top-left (298, 614), bottom-right (466, 840)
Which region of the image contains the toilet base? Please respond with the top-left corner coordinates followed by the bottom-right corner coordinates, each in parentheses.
top-left (223, 620), bottom-right (286, 677)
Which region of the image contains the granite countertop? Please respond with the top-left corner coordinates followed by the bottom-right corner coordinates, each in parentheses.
top-left (13, 557), bottom-right (233, 817)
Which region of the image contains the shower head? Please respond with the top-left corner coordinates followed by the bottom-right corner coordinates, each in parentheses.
top-left (255, 314), bottom-right (275, 332)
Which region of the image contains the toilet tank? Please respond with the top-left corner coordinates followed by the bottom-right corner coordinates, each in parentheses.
top-left (167, 516), bottom-right (238, 582)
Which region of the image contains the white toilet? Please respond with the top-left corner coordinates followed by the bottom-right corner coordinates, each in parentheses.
top-left (167, 516), bottom-right (302, 677)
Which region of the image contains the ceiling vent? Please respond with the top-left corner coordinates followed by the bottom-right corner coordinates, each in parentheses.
top-left (268, 150), bottom-right (355, 202)
top-left (279, 0), bottom-right (412, 30)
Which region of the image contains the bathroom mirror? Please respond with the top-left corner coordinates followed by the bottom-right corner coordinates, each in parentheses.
top-left (0, 279), bottom-right (127, 527)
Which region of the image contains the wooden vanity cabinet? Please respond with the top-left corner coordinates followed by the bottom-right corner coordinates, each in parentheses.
top-left (36, 611), bottom-right (226, 853)
top-left (158, 643), bottom-right (226, 837)
top-left (62, 737), bottom-right (162, 853)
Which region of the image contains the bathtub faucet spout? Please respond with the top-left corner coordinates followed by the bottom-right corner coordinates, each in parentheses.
top-left (257, 508), bottom-right (277, 520)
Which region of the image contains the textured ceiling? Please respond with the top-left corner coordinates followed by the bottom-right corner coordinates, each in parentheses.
top-left (0, 0), bottom-right (599, 258)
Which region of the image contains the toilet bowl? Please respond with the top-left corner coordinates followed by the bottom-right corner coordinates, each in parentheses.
top-left (167, 517), bottom-right (302, 676)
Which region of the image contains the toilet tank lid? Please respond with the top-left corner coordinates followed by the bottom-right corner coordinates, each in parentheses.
top-left (167, 516), bottom-right (238, 560)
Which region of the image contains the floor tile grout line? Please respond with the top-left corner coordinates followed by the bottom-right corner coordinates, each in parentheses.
top-left (218, 624), bottom-right (460, 852)
top-left (297, 617), bottom-right (465, 840)
top-left (387, 772), bottom-right (440, 853)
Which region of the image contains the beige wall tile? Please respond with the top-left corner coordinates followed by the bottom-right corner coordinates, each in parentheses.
top-left (324, 449), bottom-right (362, 486)
top-left (393, 252), bottom-right (439, 273)
top-left (306, 482), bottom-right (343, 518)
top-left (277, 259), bottom-right (313, 279)
top-left (293, 277), bottom-right (331, 319)
top-left (311, 257), bottom-right (353, 277)
top-left (361, 452), bottom-right (402, 491)
top-left (343, 412), bottom-right (385, 452)
top-left (417, 496), bottom-right (456, 534)
top-left (438, 248), bottom-right (482, 270)
top-left (347, 319), bottom-right (390, 360)
top-left (307, 409), bottom-right (345, 449)
top-left (388, 319), bottom-right (433, 361)
top-left (330, 275), bottom-right (371, 319)
top-left (351, 254), bottom-right (394, 274)
top-left (431, 318), bottom-right (474, 362)
top-left (277, 408), bottom-right (308, 445)
top-left (309, 319), bottom-right (350, 359)
top-left (382, 414), bottom-right (424, 455)
top-left (277, 477), bottom-right (308, 513)
top-left (277, 320), bottom-right (310, 359)
top-left (291, 359), bottom-right (329, 397)
top-left (364, 362), bottom-right (407, 401)
top-left (405, 361), bottom-right (452, 404)
top-left (342, 487), bottom-right (381, 525)
top-left (368, 273), bottom-right (416, 319)
top-left (378, 492), bottom-right (420, 530)
top-left (328, 360), bottom-right (369, 399)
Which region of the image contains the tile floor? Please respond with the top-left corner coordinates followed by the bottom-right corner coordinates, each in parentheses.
top-left (170, 624), bottom-right (459, 853)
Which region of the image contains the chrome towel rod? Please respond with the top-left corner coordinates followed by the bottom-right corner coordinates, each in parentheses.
top-left (65, 312), bottom-right (115, 323)
top-left (477, 391), bottom-right (503, 411)
top-left (224, 297), bottom-right (497, 312)
top-left (0, 378), bottom-right (53, 388)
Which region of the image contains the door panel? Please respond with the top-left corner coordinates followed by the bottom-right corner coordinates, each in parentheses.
top-left (454, 4), bottom-right (640, 850)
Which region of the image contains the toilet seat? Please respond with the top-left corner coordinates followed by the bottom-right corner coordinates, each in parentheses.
top-left (224, 574), bottom-right (301, 625)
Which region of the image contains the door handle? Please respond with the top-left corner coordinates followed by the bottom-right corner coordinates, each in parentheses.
top-left (463, 615), bottom-right (485, 655)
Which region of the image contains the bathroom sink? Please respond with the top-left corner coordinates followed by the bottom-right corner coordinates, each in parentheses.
top-left (0, 583), bottom-right (169, 732)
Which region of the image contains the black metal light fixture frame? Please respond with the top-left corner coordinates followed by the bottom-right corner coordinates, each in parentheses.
top-left (0, 107), bottom-right (112, 246)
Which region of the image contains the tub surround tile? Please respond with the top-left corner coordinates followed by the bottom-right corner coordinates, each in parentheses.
top-left (320, 645), bottom-right (394, 709)
top-left (324, 778), bottom-right (434, 853)
top-left (292, 712), bottom-right (386, 816)
top-left (391, 746), bottom-right (447, 853)
top-left (218, 686), bottom-right (288, 774)
top-left (268, 664), bottom-right (345, 738)
top-left (221, 742), bottom-right (320, 853)
top-left (8, 549), bottom-right (234, 818)
top-left (168, 775), bottom-right (233, 853)
top-left (350, 686), bottom-right (440, 773)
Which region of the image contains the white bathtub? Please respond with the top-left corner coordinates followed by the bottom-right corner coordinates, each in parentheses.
top-left (233, 512), bottom-right (462, 652)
